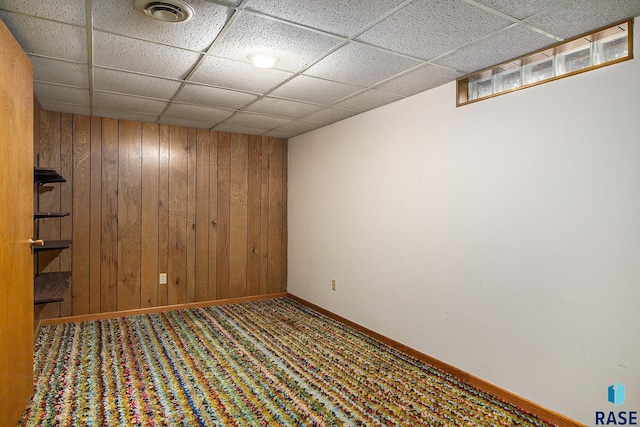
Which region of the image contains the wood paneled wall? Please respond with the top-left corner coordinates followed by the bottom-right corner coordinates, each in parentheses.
top-left (35, 111), bottom-right (287, 321)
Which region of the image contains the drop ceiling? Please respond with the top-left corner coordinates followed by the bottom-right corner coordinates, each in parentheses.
top-left (1, 0), bottom-right (639, 138)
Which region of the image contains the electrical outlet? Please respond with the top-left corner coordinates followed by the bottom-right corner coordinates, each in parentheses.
top-left (159, 273), bottom-right (167, 285)
top-left (331, 279), bottom-right (336, 291)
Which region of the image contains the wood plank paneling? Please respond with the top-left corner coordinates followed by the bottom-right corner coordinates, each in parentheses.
top-left (117, 121), bottom-right (142, 311)
top-left (268, 138), bottom-right (284, 293)
top-left (59, 113), bottom-right (73, 317)
top-left (35, 112), bottom-right (287, 319)
top-left (216, 132), bottom-right (231, 300)
top-left (259, 137), bottom-right (270, 295)
top-left (158, 124), bottom-right (170, 307)
top-left (229, 133), bottom-right (248, 299)
top-left (186, 128), bottom-right (197, 303)
top-left (168, 126), bottom-right (188, 305)
top-left (282, 141), bottom-right (288, 292)
top-left (208, 132), bottom-right (218, 300)
top-left (247, 135), bottom-right (262, 296)
top-left (89, 117), bottom-right (102, 313)
top-left (72, 115), bottom-right (91, 315)
top-left (141, 123), bottom-right (159, 308)
top-left (101, 118), bottom-right (119, 313)
top-left (195, 130), bottom-right (210, 302)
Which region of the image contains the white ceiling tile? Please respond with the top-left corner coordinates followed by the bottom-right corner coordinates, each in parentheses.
top-left (94, 68), bottom-right (182, 100)
top-left (245, 97), bottom-right (323, 118)
top-left (0, 0), bottom-right (85, 25)
top-left (93, 32), bottom-right (201, 79)
top-left (211, 13), bottom-right (342, 72)
top-left (93, 108), bottom-right (159, 123)
top-left (269, 120), bottom-right (326, 135)
top-left (223, 112), bottom-right (291, 128)
top-left (244, 0), bottom-right (407, 37)
top-left (158, 117), bottom-right (217, 129)
top-left (298, 108), bottom-right (359, 124)
top-left (525, 0), bottom-right (640, 39)
top-left (163, 103), bottom-right (234, 127)
top-left (470, 0), bottom-right (561, 20)
top-left (94, 92), bottom-right (168, 116)
top-left (10, 0), bottom-right (624, 134)
top-left (30, 56), bottom-right (88, 88)
top-left (304, 42), bottom-right (421, 86)
top-left (373, 64), bottom-right (463, 96)
top-left (356, 0), bottom-right (513, 60)
top-left (39, 101), bottom-right (90, 116)
top-left (175, 84), bottom-right (258, 109)
top-left (190, 56), bottom-right (293, 93)
top-left (332, 89), bottom-right (404, 112)
top-left (433, 25), bottom-right (556, 73)
top-left (92, 0), bottom-right (231, 51)
top-left (213, 123), bottom-right (271, 135)
top-left (269, 75), bottom-right (362, 105)
top-left (0, 12), bottom-right (87, 62)
top-left (34, 82), bottom-right (89, 105)
top-left (262, 129), bottom-right (299, 139)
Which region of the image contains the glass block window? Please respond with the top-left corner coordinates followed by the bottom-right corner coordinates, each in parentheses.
top-left (457, 20), bottom-right (632, 106)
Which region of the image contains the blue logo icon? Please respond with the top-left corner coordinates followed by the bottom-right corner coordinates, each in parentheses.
top-left (608, 382), bottom-right (626, 407)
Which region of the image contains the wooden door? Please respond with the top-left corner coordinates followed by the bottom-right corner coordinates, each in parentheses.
top-left (0, 20), bottom-right (34, 425)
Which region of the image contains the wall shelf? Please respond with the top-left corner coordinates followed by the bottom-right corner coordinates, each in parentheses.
top-left (34, 211), bottom-right (69, 219)
top-left (34, 167), bottom-right (66, 184)
top-left (32, 240), bottom-right (72, 252)
top-left (34, 272), bottom-right (71, 304)
top-left (33, 166), bottom-right (72, 306)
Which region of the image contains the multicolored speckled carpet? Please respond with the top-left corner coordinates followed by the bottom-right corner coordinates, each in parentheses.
top-left (20, 298), bottom-right (555, 426)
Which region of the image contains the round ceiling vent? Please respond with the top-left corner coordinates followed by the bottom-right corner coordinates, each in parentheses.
top-left (135, 0), bottom-right (195, 23)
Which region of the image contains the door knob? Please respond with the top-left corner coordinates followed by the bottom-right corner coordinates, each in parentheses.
top-left (29, 238), bottom-right (44, 247)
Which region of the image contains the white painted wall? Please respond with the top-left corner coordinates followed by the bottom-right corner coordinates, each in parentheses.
top-left (288, 20), bottom-right (640, 425)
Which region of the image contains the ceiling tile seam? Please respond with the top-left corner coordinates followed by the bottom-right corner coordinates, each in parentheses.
top-left (351, 62), bottom-right (452, 95)
top-left (156, 0), bottom-right (252, 125)
top-left (92, 28), bottom-right (210, 55)
top-left (212, 123), bottom-right (272, 133)
top-left (93, 65), bottom-right (187, 83)
top-left (92, 63), bottom-right (266, 98)
top-left (180, 80), bottom-right (263, 97)
top-left (236, 9), bottom-right (348, 41)
top-left (216, 105), bottom-right (324, 123)
top-left (216, 1), bottom-right (419, 125)
top-left (168, 101), bottom-right (245, 115)
top-left (37, 99), bottom-right (87, 107)
top-left (92, 65), bottom-right (266, 96)
top-left (200, 3), bottom-right (435, 67)
top-left (222, 5), bottom-right (504, 69)
top-left (0, 8), bottom-right (85, 28)
top-left (343, 0), bottom-right (415, 41)
top-left (86, 0), bottom-right (94, 116)
top-left (27, 53), bottom-right (87, 65)
top-left (34, 80), bottom-right (88, 90)
top-left (260, 121), bottom-right (324, 137)
top-left (94, 89), bottom-right (179, 103)
top-left (523, 0), bottom-right (574, 22)
top-left (211, 37), bottom-right (355, 130)
top-left (292, 112), bottom-right (345, 125)
top-left (210, 5), bottom-right (375, 114)
top-left (462, 0), bottom-right (563, 41)
top-left (323, 87), bottom-right (399, 111)
top-left (417, 23), bottom-right (523, 73)
top-left (261, 94), bottom-right (361, 111)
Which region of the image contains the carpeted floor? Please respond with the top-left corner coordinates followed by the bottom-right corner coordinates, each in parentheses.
top-left (20, 298), bottom-right (556, 426)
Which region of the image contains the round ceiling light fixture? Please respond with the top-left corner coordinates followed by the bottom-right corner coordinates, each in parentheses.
top-left (135, 0), bottom-right (195, 23)
top-left (248, 53), bottom-right (280, 69)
